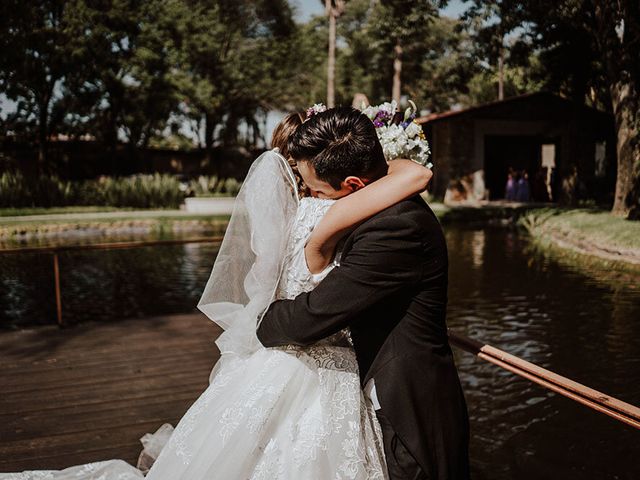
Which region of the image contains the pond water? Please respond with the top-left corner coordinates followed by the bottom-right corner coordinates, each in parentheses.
top-left (1, 225), bottom-right (639, 479)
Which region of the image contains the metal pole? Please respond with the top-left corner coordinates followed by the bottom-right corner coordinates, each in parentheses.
top-left (53, 252), bottom-right (63, 327)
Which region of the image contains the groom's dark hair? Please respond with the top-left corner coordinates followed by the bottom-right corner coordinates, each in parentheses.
top-left (288, 106), bottom-right (388, 189)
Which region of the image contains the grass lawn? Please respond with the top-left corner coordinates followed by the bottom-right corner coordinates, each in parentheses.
top-left (0, 206), bottom-right (142, 217)
top-left (0, 213), bottom-right (229, 225)
top-left (521, 208), bottom-right (640, 252)
top-left (0, 207), bottom-right (231, 241)
top-left (530, 208), bottom-right (640, 250)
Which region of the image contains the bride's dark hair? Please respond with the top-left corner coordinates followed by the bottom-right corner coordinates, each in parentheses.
top-left (271, 112), bottom-right (309, 197)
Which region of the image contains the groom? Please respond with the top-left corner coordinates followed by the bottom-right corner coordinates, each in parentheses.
top-left (257, 107), bottom-right (470, 480)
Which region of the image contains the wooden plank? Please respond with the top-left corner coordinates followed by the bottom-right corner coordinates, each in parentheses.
top-left (1, 357), bottom-right (214, 393)
top-left (1, 341), bottom-right (216, 372)
top-left (1, 351), bottom-right (215, 387)
top-left (3, 398), bottom-right (195, 440)
top-left (0, 419), bottom-right (182, 458)
top-left (0, 377), bottom-right (207, 415)
top-left (0, 312), bottom-right (222, 472)
top-left (0, 391), bottom-right (199, 422)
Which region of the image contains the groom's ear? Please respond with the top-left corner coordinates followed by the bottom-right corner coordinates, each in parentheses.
top-left (342, 176), bottom-right (367, 192)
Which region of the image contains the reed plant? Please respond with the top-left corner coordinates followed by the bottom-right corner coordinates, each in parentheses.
top-left (187, 176), bottom-right (241, 197)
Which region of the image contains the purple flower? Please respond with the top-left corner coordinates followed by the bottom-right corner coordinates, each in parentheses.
top-left (374, 110), bottom-right (390, 122)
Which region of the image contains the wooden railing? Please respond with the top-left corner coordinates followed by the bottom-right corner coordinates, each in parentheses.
top-left (448, 331), bottom-right (640, 430)
top-left (2, 238), bottom-right (639, 430)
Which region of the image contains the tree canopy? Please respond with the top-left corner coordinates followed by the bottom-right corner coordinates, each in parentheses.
top-left (1, 0), bottom-right (638, 216)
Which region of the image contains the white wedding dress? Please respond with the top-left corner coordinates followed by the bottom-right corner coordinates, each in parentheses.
top-left (2, 194), bottom-right (388, 479)
top-left (146, 196), bottom-right (387, 479)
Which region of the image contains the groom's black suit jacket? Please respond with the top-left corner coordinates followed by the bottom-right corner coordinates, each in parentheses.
top-left (257, 195), bottom-right (470, 479)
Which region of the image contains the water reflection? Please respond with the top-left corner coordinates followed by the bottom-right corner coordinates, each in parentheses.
top-left (0, 243), bottom-right (220, 327)
top-left (446, 225), bottom-right (640, 480)
top-left (1, 226), bottom-right (639, 478)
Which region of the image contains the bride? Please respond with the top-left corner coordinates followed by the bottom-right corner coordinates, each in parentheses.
top-left (2, 110), bottom-right (432, 479)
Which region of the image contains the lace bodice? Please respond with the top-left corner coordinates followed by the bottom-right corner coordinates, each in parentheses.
top-left (276, 197), bottom-right (352, 349)
top-left (277, 197), bottom-right (335, 299)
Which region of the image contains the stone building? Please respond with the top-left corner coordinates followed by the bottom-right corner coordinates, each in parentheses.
top-left (417, 92), bottom-right (616, 203)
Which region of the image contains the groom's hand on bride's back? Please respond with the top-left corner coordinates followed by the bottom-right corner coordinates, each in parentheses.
top-left (256, 205), bottom-right (444, 348)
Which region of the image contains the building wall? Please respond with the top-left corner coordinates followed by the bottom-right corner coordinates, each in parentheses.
top-left (421, 94), bottom-right (616, 203)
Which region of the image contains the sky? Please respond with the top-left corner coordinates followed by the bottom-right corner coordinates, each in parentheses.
top-left (293, 0), bottom-right (469, 22)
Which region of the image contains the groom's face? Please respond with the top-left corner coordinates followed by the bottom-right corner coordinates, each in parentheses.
top-left (297, 160), bottom-right (367, 199)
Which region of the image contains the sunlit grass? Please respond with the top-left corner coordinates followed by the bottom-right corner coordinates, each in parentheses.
top-left (0, 212), bottom-right (231, 241)
top-left (0, 206), bottom-right (137, 217)
top-left (521, 208), bottom-right (640, 251)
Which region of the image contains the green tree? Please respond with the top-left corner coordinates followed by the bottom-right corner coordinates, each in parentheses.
top-left (522, 0), bottom-right (640, 217)
top-left (460, 0), bottom-right (532, 101)
top-left (61, 1), bottom-right (179, 151)
top-left (322, 0), bottom-right (346, 107)
top-left (369, 0), bottom-right (440, 104)
top-left (335, 1), bottom-right (477, 112)
top-left (167, 0), bottom-right (297, 171)
top-left (409, 16), bottom-right (482, 112)
top-left (0, 0), bottom-right (72, 171)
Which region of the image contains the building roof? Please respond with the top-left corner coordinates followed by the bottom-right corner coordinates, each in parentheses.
top-left (415, 91), bottom-right (609, 124)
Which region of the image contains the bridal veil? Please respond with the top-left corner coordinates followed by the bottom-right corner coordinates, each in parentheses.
top-left (197, 149), bottom-right (299, 357)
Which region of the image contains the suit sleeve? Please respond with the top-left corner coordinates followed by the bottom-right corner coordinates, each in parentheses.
top-left (256, 214), bottom-right (425, 347)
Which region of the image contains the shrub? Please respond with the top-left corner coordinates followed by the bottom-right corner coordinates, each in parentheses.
top-left (0, 172), bottom-right (186, 209)
top-left (0, 172), bottom-right (76, 207)
top-left (187, 176), bottom-right (242, 197)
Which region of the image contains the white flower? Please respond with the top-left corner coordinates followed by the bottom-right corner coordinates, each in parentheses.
top-left (306, 103), bottom-right (327, 118)
top-left (378, 101), bottom-right (398, 117)
top-left (404, 121), bottom-right (421, 138)
top-left (370, 99), bottom-right (431, 166)
top-left (362, 105), bottom-right (378, 120)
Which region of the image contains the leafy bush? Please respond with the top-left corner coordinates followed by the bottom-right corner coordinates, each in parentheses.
top-left (187, 176), bottom-right (242, 197)
top-left (0, 172), bottom-right (186, 209)
top-left (96, 174), bottom-right (184, 208)
top-left (0, 172), bottom-right (76, 207)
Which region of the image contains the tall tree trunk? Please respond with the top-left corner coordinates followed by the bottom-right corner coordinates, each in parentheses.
top-left (392, 41), bottom-right (402, 104)
top-left (326, 0), bottom-right (336, 108)
top-left (223, 110), bottom-right (239, 146)
top-left (36, 85), bottom-right (53, 174)
top-left (497, 42), bottom-right (505, 101)
top-left (610, 80), bottom-right (640, 216)
top-left (37, 103), bottom-right (48, 174)
top-left (594, 0), bottom-right (640, 216)
top-left (106, 109), bottom-right (120, 175)
top-left (204, 111), bottom-right (216, 176)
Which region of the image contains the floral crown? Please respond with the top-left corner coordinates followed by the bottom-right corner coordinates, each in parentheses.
top-left (305, 103), bottom-right (327, 120)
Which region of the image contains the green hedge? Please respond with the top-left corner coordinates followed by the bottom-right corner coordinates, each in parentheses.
top-left (187, 176), bottom-right (241, 197)
top-left (0, 172), bottom-right (185, 209)
top-left (1, 172), bottom-right (243, 208)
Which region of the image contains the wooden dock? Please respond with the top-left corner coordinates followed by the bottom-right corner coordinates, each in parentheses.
top-left (0, 312), bottom-right (221, 472)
